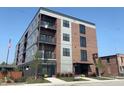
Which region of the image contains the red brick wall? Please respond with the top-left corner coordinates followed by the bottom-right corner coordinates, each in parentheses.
top-left (9, 71), bottom-right (22, 80)
top-left (72, 22), bottom-right (98, 74)
top-left (101, 57), bottom-right (119, 76)
top-left (86, 26), bottom-right (98, 73)
top-left (56, 19), bottom-right (61, 73)
top-left (0, 71), bottom-right (22, 79)
top-left (0, 72), bottom-right (4, 79)
top-left (72, 22), bottom-right (80, 63)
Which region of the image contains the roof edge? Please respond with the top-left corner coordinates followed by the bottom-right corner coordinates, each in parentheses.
top-left (40, 7), bottom-right (95, 26)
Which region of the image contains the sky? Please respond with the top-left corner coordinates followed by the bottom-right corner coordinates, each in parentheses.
top-left (0, 7), bottom-right (124, 64)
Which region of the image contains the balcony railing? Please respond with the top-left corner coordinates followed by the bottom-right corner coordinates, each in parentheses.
top-left (39, 51), bottom-right (56, 59)
top-left (39, 21), bottom-right (56, 30)
top-left (39, 35), bottom-right (56, 45)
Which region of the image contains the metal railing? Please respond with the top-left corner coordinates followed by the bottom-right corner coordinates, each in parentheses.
top-left (39, 51), bottom-right (56, 59)
top-left (39, 35), bottom-right (56, 45)
top-left (40, 21), bottom-right (56, 30)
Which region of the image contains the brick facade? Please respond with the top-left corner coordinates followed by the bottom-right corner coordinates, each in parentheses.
top-left (100, 54), bottom-right (124, 76)
top-left (56, 19), bottom-right (61, 73)
top-left (0, 71), bottom-right (22, 79)
top-left (15, 8), bottom-right (98, 77)
top-left (100, 56), bottom-right (119, 76)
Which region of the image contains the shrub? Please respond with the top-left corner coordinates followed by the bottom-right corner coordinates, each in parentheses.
top-left (26, 76), bottom-right (35, 83)
top-left (26, 76), bottom-right (49, 84)
top-left (6, 80), bottom-right (12, 83)
top-left (56, 73), bottom-right (61, 77)
top-left (14, 77), bottom-right (27, 83)
top-left (61, 73), bottom-right (65, 77)
top-left (65, 73), bottom-right (68, 77)
top-left (57, 73), bottom-right (74, 77)
top-left (68, 73), bottom-right (74, 77)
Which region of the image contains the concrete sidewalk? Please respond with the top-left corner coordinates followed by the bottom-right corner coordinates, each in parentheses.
top-left (45, 77), bottom-right (66, 84)
top-left (81, 77), bottom-right (99, 82)
top-left (3, 77), bottom-right (124, 86)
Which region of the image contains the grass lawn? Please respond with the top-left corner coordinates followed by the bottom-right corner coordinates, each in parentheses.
top-left (91, 77), bottom-right (114, 80)
top-left (116, 77), bottom-right (124, 79)
top-left (58, 77), bottom-right (88, 82)
top-left (26, 78), bottom-right (50, 84)
top-left (12, 76), bottom-right (51, 84)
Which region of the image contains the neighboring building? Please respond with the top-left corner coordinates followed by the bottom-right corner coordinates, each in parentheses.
top-left (15, 8), bottom-right (98, 77)
top-left (100, 54), bottom-right (124, 76)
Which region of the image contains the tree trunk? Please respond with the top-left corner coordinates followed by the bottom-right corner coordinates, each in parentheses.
top-left (34, 66), bottom-right (38, 80)
top-left (98, 68), bottom-right (101, 77)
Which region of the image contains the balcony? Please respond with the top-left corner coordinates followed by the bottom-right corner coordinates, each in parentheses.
top-left (39, 50), bottom-right (56, 59)
top-left (39, 21), bottom-right (56, 30)
top-left (39, 35), bottom-right (56, 45)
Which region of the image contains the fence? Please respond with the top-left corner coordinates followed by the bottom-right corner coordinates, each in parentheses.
top-left (0, 71), bottom-right (22, 79)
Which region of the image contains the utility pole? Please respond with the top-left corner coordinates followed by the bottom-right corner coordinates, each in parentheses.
top-left (6, 39), bottom-right (11, 65)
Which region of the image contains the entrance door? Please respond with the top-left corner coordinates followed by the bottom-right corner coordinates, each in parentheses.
top-left (47, 65), bottom-right (56, 77)
top-left (74, 64), bottom-right (89, 75)
top-left (40, 64), bottom-right (56, 77)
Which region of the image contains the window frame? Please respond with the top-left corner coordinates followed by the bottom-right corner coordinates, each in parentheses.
top-left (80, 50), bottom-right (87, 61)
top-left (106, 58), bottom-right (110, 63)
top-left (80, 36), bottom-right (86, 47)
top-left (63, 20), bottom-right (70, 28)
top-left (63, 48), bottom-right (70, 57)
top-left (80, 24), bottom-right (85, 34)
top-left (63, 33), bottom-right (70, 42)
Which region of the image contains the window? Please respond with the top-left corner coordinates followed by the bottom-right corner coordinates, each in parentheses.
top-left (121, 57), bottom-right (123, 63)
top-left (63, 33), bottom-right (70, 41)
top-left (80, 36), bottom-right (86, 47)
top-left (80, 24), bottom-right (85, 34)
top-left (63, 20), bottom-right (69, 28)
top-left (106, 58), bottom-right (110, 63)
top-left (122, 66), bottom-right (124, 71)
top-left (120, 66), bottom-right (122, 71)
top-left (63, 48), bottom-right (70, 56)
top-left (41, 34), bottom-right (46, 41)
top-left (80, 50), bottom-right (87, 61)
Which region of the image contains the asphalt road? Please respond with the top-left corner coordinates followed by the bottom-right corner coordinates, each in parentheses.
top-left (2, 79), bottom-right (124, 86)
top-left (70, 80), bottom-right (124, 86)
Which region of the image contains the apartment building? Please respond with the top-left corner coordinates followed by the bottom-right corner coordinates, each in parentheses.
top-left (15, 8), bottom-right (98, 77)
top-left (100, 54), bottom-right (124, 76)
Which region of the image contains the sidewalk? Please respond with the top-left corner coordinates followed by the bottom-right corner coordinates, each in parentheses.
top-left (81, 77), bottom-right (99, 82)
top-left (45, 77), bottom-right (66, 84)
top-left (2, 77), bottom-right (124, 86)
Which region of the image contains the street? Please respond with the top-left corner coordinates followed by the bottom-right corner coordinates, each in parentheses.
top-left (20, 79), bottom-right (124, 86)
top-left (71, 80), bottom-right (124, 86)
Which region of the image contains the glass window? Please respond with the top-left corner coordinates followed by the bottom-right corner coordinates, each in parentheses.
top-left (121, 57), bottom-right (123, 63)
top-left (63, 48), bottom-right (70, 56)
top-left (41, 34), bottom-right (46, 41)
top-left (107, 58), bottom-right (110, 63)
top-left (80, 24), bottom-right (85, 34)
top-left (81, 50), bottom-right (87, 61)
top-left (63, 20), bottom-right (69, 28)
top-left (80, 36), bottom-right (86, 47)
top-left (63, 33), bottom-right (70, 41)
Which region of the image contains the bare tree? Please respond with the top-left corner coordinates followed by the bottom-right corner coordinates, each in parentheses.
top-left (30, 51), bottom-right (41, 80)
top-left (95, 58), bottom-right (105, 77)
